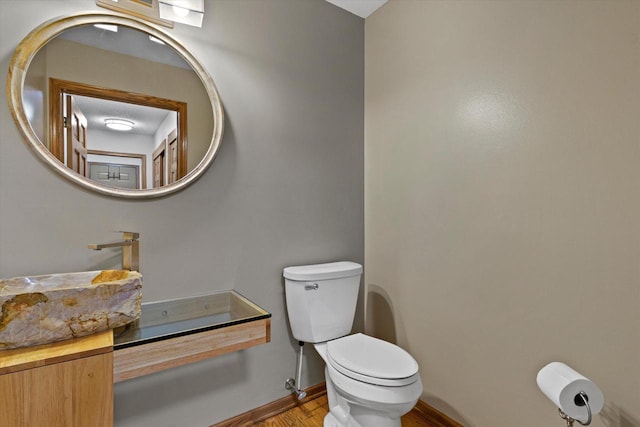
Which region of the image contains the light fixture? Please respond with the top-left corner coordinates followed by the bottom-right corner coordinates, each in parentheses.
top-left (158, 0), bottom-right (204, 27)
top-left (96, 0), bottom-right (174, 28)
top-left (105, 118), bottom-right (134, 131)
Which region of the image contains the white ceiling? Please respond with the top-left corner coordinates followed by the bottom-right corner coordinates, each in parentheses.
top-left (324, 0), bottom-right (388, 18)
top-left (73, 95), bottom-right (173, 137)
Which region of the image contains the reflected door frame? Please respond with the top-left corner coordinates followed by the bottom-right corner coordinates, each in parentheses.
top-left (48, 78), bottom-right (188, 181)
top-left (152, 139), bottom-right (166, 188)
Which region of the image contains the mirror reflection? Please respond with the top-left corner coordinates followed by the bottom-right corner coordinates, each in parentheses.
top-left (23, 22), bottom-right (214, 190)
top-left (70, 95), bottom-right (178, 189)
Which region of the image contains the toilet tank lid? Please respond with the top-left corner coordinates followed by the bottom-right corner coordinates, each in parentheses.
top-left (283, 261), bottom-right (362, 281)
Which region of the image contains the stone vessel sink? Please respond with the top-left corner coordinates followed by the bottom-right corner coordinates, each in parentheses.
top-left (0, 270), bottom-right (142, 350)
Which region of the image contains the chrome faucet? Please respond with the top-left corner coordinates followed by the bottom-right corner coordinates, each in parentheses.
top-left (88, 231), bottom-right (140, 271)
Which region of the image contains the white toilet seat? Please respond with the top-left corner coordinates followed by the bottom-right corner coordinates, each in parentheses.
top-left (326, 333), bottom-right (420, 387)
top-left (325, 361), bottom-right (424, 406)
top-left (328, 358), bottom-right (420, 387)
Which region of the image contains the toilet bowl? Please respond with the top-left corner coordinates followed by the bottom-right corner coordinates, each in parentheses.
top-left (315, 334), bottom-right (422, 427)
top-left (283, 262), bottom-right (423, 427)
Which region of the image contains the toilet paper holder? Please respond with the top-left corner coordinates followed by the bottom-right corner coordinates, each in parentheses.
top-left (558, 391), bottom-right (592, 427)
top-left (537, 362), bottom-right (603, 427)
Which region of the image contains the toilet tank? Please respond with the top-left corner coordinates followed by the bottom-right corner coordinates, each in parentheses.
top-left (284, 261), bottom-right (362, 343)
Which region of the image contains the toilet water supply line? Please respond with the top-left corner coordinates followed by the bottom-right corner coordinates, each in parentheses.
top-left (285, 341), bottom-right (307, 400)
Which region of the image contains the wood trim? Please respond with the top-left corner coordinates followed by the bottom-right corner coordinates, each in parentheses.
top-left (152, 141), bottom-right (166, 160)
top-left (165, 127), bottom-right (188, 180)
top-left (49, 80), bottom-right (63, 162)
top-left (211, 383), bottom-right (327, 427)
top-left (88, 149), bottom-right (147, 189)
top-left (211, 382), bottom-right (464, 427)
top-left (113, 318), bottom-right (270, 383)
top-left (48, 77), bottom-right (187, 179)
top-left (167, 128), bottom-right (178, 183)
top-left (177, 109), bottom-right (188, 179)
top-left (413, 400), bottom-right (465, 427)
top-left (0, 330), bottom-right (113, 375)
top-left (152, 139), bottom-right (166, 187)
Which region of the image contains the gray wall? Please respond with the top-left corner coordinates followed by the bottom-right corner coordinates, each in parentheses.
top-left (0, 1), bottom-right (364, 425)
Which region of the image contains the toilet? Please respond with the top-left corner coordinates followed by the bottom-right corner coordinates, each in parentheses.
top-left (283, 261), bottom-right (423, 427)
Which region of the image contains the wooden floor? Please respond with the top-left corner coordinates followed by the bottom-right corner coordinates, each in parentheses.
top-left (252, 394), bottom-right (454, 427)
top-left (212, 383), bottom-right (462, 427)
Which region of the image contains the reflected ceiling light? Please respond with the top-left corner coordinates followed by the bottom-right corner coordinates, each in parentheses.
top-left (93, 23), bottom-right (118, 32)
top-left (105, 118), bottom-right (134, 131)
top-left (158, 0), bottom-right (204, 27)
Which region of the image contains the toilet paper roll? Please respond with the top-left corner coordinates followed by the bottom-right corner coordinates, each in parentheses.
top-left (536, 362), bottom-right (604, 423)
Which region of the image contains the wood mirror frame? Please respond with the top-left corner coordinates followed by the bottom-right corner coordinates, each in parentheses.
top-left (7, 12), bottom-right (224, 199)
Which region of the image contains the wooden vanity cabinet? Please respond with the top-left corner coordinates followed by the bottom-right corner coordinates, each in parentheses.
top-left (0, 331), bottom-right (113, 427)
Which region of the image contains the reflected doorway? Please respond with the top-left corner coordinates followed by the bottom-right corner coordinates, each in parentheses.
top-left (49, 78), bottom-right (187, 189)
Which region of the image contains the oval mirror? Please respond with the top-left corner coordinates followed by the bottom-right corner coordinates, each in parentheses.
top-left (7, 12), bottom-right (224, 198)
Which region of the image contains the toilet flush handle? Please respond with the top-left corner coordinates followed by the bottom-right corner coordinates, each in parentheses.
top-left (305, 283), bottom-right (319, 291)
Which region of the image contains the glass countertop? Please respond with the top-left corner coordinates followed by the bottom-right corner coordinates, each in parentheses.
top-left (114, 290), bottom-right (271, 350)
